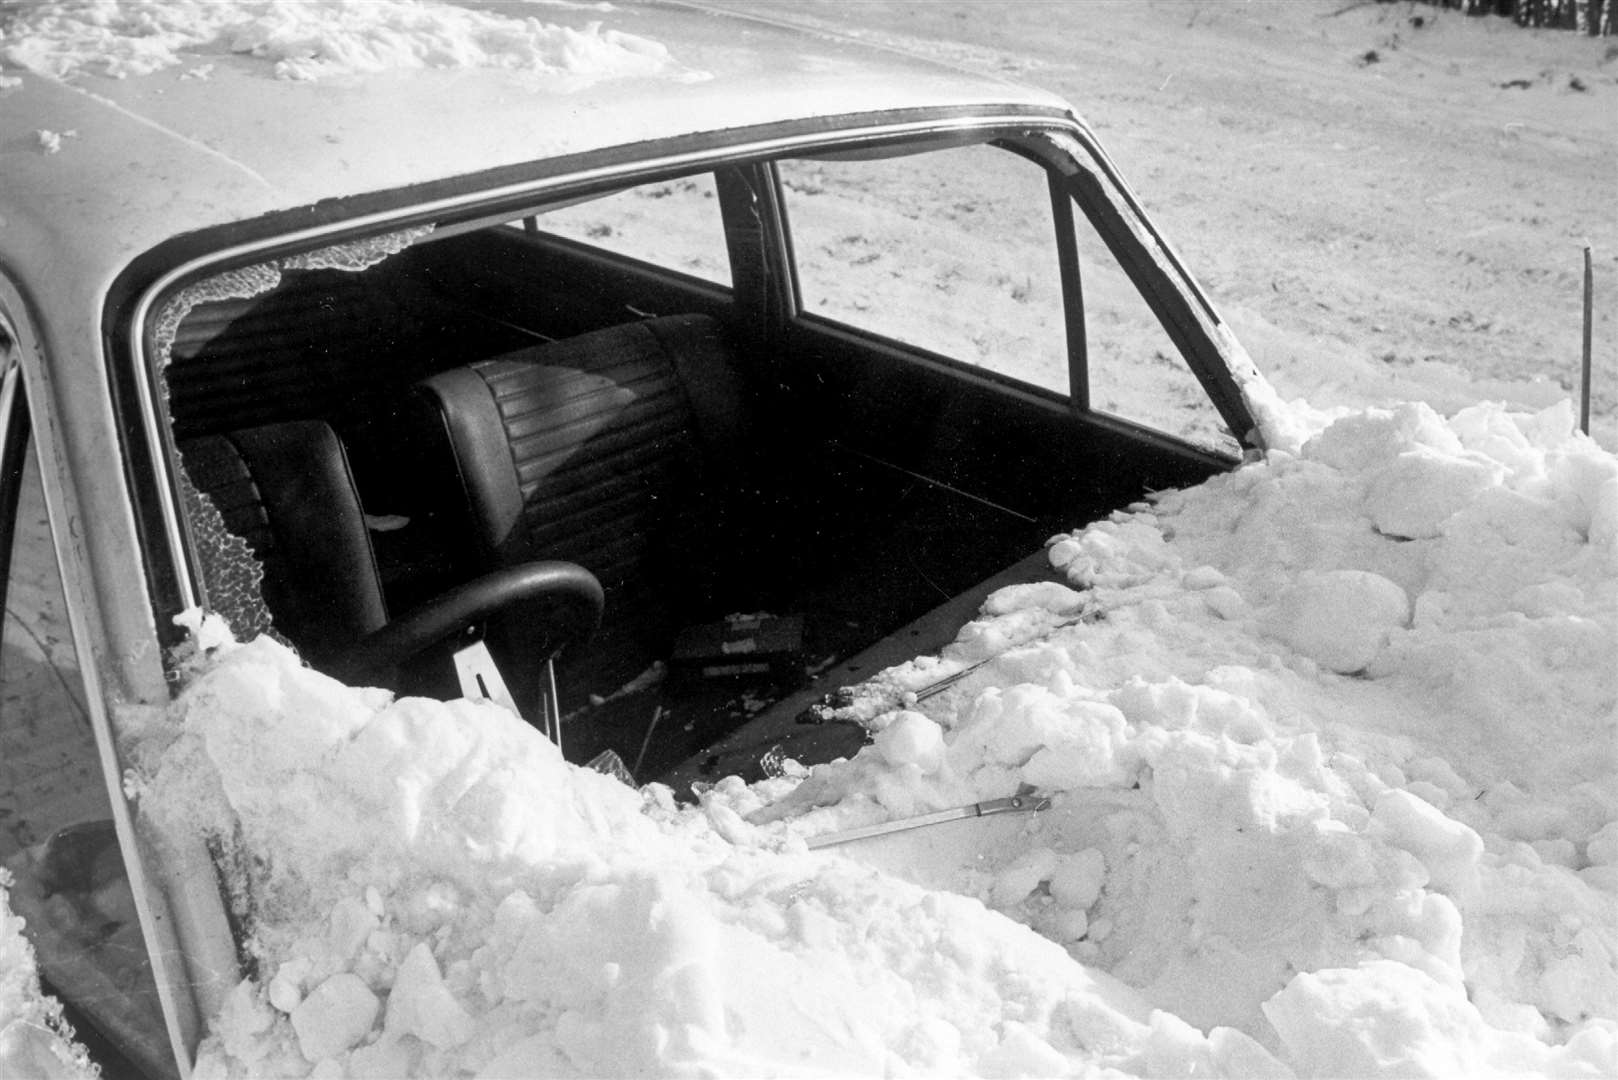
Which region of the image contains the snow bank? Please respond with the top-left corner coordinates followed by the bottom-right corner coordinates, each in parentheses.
top-left (137, 640), bottom-right (1177, 1077)
top-left (746, 397), bottom-right (1617, 1075)
top-left (0, 871), bottom-right (98, 1079)
top-left (136, 397), bottom-right (1616, 1077)
top-left (0, 1), bottom-right (698, 86)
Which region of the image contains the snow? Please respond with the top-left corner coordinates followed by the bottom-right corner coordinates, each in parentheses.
top-left (119, 393), bottom-right (1616, 1078)
top-left (0, 872), bottom-right (99, 1079)
top-left (290, 973), bottom-right (378, 1063)
top-left (1263, 569), bottom-right (1411, 675)
top-left (0, 1), bottom-right (697, 86)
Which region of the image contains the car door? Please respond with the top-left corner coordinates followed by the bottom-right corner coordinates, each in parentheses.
top-left (0, 334), bottom-right (181, 1079)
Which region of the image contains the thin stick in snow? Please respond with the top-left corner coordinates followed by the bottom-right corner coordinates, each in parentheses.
top-left (1582, 244), bottom-right (1593, 436)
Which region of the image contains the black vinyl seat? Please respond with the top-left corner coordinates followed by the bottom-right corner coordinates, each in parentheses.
top-left (178, 419), bottom-right (603, 698)
top-left (412, 314), bottom-right (764, 698)
top-left (179, 419), bottom-right (389, 671)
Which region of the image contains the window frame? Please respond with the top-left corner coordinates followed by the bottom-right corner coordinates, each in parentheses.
top-left (0, 351), bottom-right (26, 592)
top-left (766, 126), bottom-right (1253, 459)
top-left (1060, 176), bottom-right (1242, 457)
top-left (114, 113), bottom-right (1193, 651)
top-left (772, 137), bottom-right (1079, 408)
top-left (1054, 134), bottom-right (1254, 448)
top-left (515, 170), bottom-right (737, 291)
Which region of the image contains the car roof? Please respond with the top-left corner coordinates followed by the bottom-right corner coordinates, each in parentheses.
top-left (0, 1), bottom-right (1070, 319)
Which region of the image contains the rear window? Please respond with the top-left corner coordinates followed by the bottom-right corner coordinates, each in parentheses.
top-left (779, 145), bottom-right (1070, 396)
top-left (530, 173), bottom-right (731, 286)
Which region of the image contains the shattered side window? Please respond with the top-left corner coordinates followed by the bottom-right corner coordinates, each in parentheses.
top-left (174, 467), bottom-right (276, 647)
top-left (1, 414), bottom-right (175, 1077)
top-left (155, 226), bottom-right (434, 650)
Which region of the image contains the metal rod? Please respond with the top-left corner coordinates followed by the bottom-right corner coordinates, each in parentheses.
top-left (913, 613), bottom-right (1091, 702)
top-left (830, 441), bottom-right (1038, 523)
top-left (545, 658), bottom-right (563, 756)
top-left (914, 655), bottom-right (996, 702)
top-left (806, 793), bottom-right (1051, 849)
top-left (1581, 244), bottom-right (1593, 437)
top-left (631, 704), bottom-right (665, 780)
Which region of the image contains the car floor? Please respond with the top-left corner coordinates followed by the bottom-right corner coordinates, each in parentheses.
top-left (557, 475), bottom-right (1058, 785)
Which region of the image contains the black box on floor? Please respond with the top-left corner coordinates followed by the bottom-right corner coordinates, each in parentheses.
top-left (671, 613), bottom-right (805, 684)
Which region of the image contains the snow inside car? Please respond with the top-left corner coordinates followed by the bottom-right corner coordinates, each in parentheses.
top-left (0, 1), bottom-right (1312, 1075)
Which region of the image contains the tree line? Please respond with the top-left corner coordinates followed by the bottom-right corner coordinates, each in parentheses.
top-left (1406, 0), bottom-right (1615, 34)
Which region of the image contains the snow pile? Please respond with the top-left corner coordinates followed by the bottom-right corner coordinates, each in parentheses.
top-left (138, 639), bottom-right (1190, 1077)
top-left (0, 871), bottom-right (98, 1079)
top-left (0, 1), bottom-right (698, 85)
top-left (136, 396), bottom-right (1616, 1077)
top-left (746, 396), bottom-right (1617, 1075)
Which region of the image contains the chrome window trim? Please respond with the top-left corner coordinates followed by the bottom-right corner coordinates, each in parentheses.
top-left (0, 345), bottom-right (18, 450)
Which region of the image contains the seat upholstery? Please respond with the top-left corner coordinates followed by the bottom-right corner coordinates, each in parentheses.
top-left (179, 420), bottom-right (389, 670)
top-left (414, 314), bottom-right (755, 690)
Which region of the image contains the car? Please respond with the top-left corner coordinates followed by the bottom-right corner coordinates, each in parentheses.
top-left (0, 1), bottom-right (1270, 1074)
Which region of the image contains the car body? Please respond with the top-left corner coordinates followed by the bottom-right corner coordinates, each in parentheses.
top-left (0, 2), bottom-right (1269, 1074)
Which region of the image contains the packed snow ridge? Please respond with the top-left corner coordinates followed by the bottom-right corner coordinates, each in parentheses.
top-left (0, 1), bottom-right (695, 85)
top-left (129, 394), bottom-right (1615, 1078)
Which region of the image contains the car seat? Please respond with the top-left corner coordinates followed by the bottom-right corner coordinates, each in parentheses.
top-left (410, 314), bottom-right (765, 699)
top-left (176, 419), bottom-right (603, 709)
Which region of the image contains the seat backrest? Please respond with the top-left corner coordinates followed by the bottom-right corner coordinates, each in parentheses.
top-left (179, 420), bottom-right (389, 669)
top-left (413, 314), bottom-right (752, 683)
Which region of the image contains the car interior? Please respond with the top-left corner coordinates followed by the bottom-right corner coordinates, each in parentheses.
top-left (158, 155), bottom-right (1235, 787)
top-left (2, 140), bottom-right (1250, 1080)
